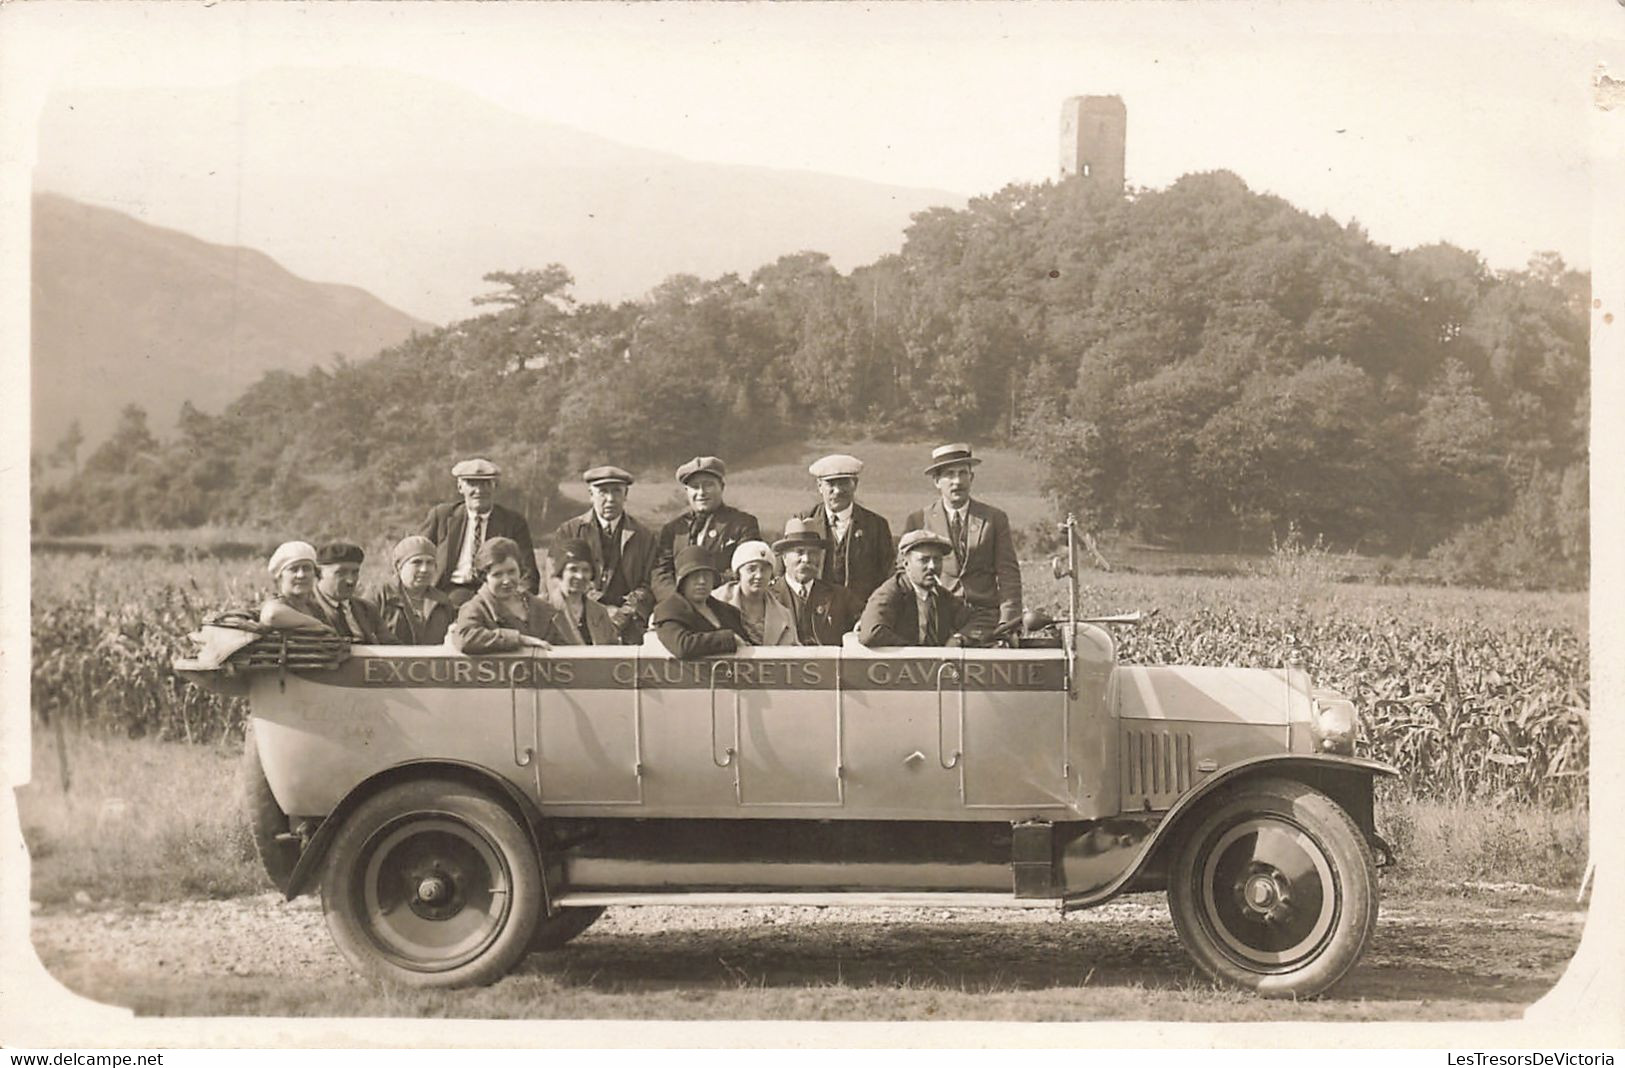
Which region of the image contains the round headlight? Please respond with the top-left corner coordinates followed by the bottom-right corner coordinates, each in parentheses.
top-left (1310, 692), bottom-right (1357, 755)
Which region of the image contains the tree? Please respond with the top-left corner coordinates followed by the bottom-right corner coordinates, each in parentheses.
top-left (47, 419), bottom-right (84, 475)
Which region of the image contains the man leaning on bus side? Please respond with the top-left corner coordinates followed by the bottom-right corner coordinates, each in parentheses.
top-left (904, 443), bottom-right (1022, 635)
top-left (553, 465), bottom-right (659, 643)
top-left (420, 457), bottom-right (539, 606)
top-left (311, 541), bottom-right (388, 644)
top-left (857, 530), bottom-right (974, 648)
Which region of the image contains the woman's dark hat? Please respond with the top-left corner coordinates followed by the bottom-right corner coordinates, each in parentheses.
top-left (673, 545), bottom-right (721, 586)
top-left (553, 539), bottom-right (598, 577)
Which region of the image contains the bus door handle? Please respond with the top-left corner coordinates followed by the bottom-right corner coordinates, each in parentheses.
top-left (935, 660), bottom-right (963, 770)
top-left (708, 659), bottom-right (738, 768)
top-left (510, 655), bottom-right (535, 768)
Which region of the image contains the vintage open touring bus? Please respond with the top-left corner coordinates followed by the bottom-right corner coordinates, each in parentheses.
top-left (177, 521), bottom-right (1395, 998)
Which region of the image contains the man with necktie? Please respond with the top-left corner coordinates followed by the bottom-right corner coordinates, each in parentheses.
top-left (651, 456), bottom-right (761, 603)
top-left (903, 443), bottom-right (1022, 634)
top-left (311, 541), bottom-right (388, 643)
top-left (419, 457), bottom-right (539, 606)
top-left (796, 453), bottom-right (895, 603)
top-left (857, 529), bottom-right (973, 647)
top-left (553, 465), bottom-right (660, 642)
top-left (772, 517), bottom-right (864, 645)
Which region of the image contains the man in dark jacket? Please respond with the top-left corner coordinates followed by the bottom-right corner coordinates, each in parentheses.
top-left (311, 541), bottom-right (389, 643)
top-left (419, 457), bottom-right (538, 605)
top-left (903, 443), bottom-right (1022, 632)
top-left (772, 518), bottom-right (863, 645)
top-left (651, 456), bottom-right (761, 603)
top-left (858, 530), bottom-right (975, 648)
top-left (360, 535), bottom-right (456, 645)
top-left (553, 465), bottom-right (659, 642)
top-left (796, 453), bottom-right (895, 603)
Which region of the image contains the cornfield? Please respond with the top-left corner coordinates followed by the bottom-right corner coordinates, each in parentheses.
top-left (29, 553), bottom-right (1589, 807)
top-left (1112, 608), bottom-right (1588, 809)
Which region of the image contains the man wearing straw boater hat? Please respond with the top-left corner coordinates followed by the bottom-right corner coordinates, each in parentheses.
top-left (554, 465), bottom-right (660, 642)
top-left (903, 443), bottom-right (1022, 633)
top-left (419, 457), bottom-right (539, 606)
top-left (796, 453), bottom-right (895, 603)
top-left (771, 517), bottom-right (864, 645)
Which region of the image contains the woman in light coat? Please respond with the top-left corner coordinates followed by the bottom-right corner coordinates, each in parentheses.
top-left (713, 540), bottom-right (794, 646)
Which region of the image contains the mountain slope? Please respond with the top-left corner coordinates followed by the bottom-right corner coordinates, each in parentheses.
top-left (31, 193), bottom-right (428, 450)
top-left (34, 67), bottom-right (966, 323)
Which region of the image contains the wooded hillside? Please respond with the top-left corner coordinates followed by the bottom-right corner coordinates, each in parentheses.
top-left (34, 171), bottom-right (1589, 588)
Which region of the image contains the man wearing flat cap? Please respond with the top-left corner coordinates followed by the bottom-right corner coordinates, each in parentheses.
top-left (312, 542), bottom-right (388, 643)
top-left (796, 453), bottom-right (895, 603)
top-left (419, 457), bottom-right (539, 605)
top-left (857, 529), bottom-right (975, 647)
top-left (553, 465), bottom-right (659, 642)
top-left (904, 443), bottom-right (1022, 633)
top-left (772, 518), bottom-right (864, 645)
top-left (651, 456), bottom-right (761, 603)
top-left (359, 535), bottom-right (456, 645)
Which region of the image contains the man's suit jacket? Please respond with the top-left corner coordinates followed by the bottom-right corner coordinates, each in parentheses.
top-left (774, 580), bottom-right (864, 646)
top-left (902, 498), bottom-right (1023, 623)
top-left (650, 594), bottom-right (750, 659)
top-left (360, 580), bottom-right (456, 646)
top-left (553, 510), bottom-right (659, 625)
top-left (312, 588), bottom-right (389, 644)
top-left (419, 501), bottom-right (539, 594)
top-left (856, 573), bottom-right (973, 647)
top-left (651, 504), bottom-right (761, 602)
top-left (796, 501), bottom-right (895, 603)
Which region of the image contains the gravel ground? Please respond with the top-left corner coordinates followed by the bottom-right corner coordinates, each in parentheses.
top-left (27, 885), bottom-right (1588, 1021)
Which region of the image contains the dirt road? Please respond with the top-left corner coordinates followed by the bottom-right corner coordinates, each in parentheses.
top-left (29, 883), bottom-right (1586, 1022)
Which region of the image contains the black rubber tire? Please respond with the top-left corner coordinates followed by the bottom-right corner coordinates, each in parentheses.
top-left (320, 779), bottom-right (541, 988)
top-left (239, 723), bottom-right (298, 894)
top-left (529, 906), bottom-right (606, 951)
top-left (1168, 776), bottom-right (1378, 999)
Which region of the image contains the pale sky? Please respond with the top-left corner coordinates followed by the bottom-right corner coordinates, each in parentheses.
top-left (2, 1), bottom-right (1618, 272)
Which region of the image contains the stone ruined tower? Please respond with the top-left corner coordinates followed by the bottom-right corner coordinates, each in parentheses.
top-left (1060, 96), bottom-right (1126, 191)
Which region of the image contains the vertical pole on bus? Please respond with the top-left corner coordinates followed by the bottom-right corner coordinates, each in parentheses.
top-left (1064, 512), bottom-right (1079, 627)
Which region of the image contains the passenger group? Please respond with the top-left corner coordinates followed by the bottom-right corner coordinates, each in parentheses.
top-left (260, 444), bottom-right (1024, 659)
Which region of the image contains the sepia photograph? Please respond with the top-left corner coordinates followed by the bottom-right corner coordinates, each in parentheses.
top-left (1, 0), bottom-right (1620, 1049)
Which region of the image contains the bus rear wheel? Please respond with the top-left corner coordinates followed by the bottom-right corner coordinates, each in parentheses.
top-left (321, 779), bottom-right (541, 988)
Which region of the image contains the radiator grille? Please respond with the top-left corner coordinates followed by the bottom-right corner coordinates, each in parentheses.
top-left (1122, 728), bottom-right (1193, 807)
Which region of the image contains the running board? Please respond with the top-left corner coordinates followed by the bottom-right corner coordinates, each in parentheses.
top-left (551, 891), bottom-right (1062, 910)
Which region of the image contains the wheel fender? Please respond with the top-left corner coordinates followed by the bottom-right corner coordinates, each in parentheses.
top-left (283, 759), bottom-right (552, 903)
top-left (1062, 754), bottom-right (1396, 911)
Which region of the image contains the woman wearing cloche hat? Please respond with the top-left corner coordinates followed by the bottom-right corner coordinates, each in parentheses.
top-left (358, 535), bottom-right (457, 645)
top-left (545, 539), bottom-right (624, 645)
top-left (714, 540), bottom-right (793, 646)
top-left (650, 546), bottom-right (753, 659)
top-left (259, 540), bottom-right (336, 633)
